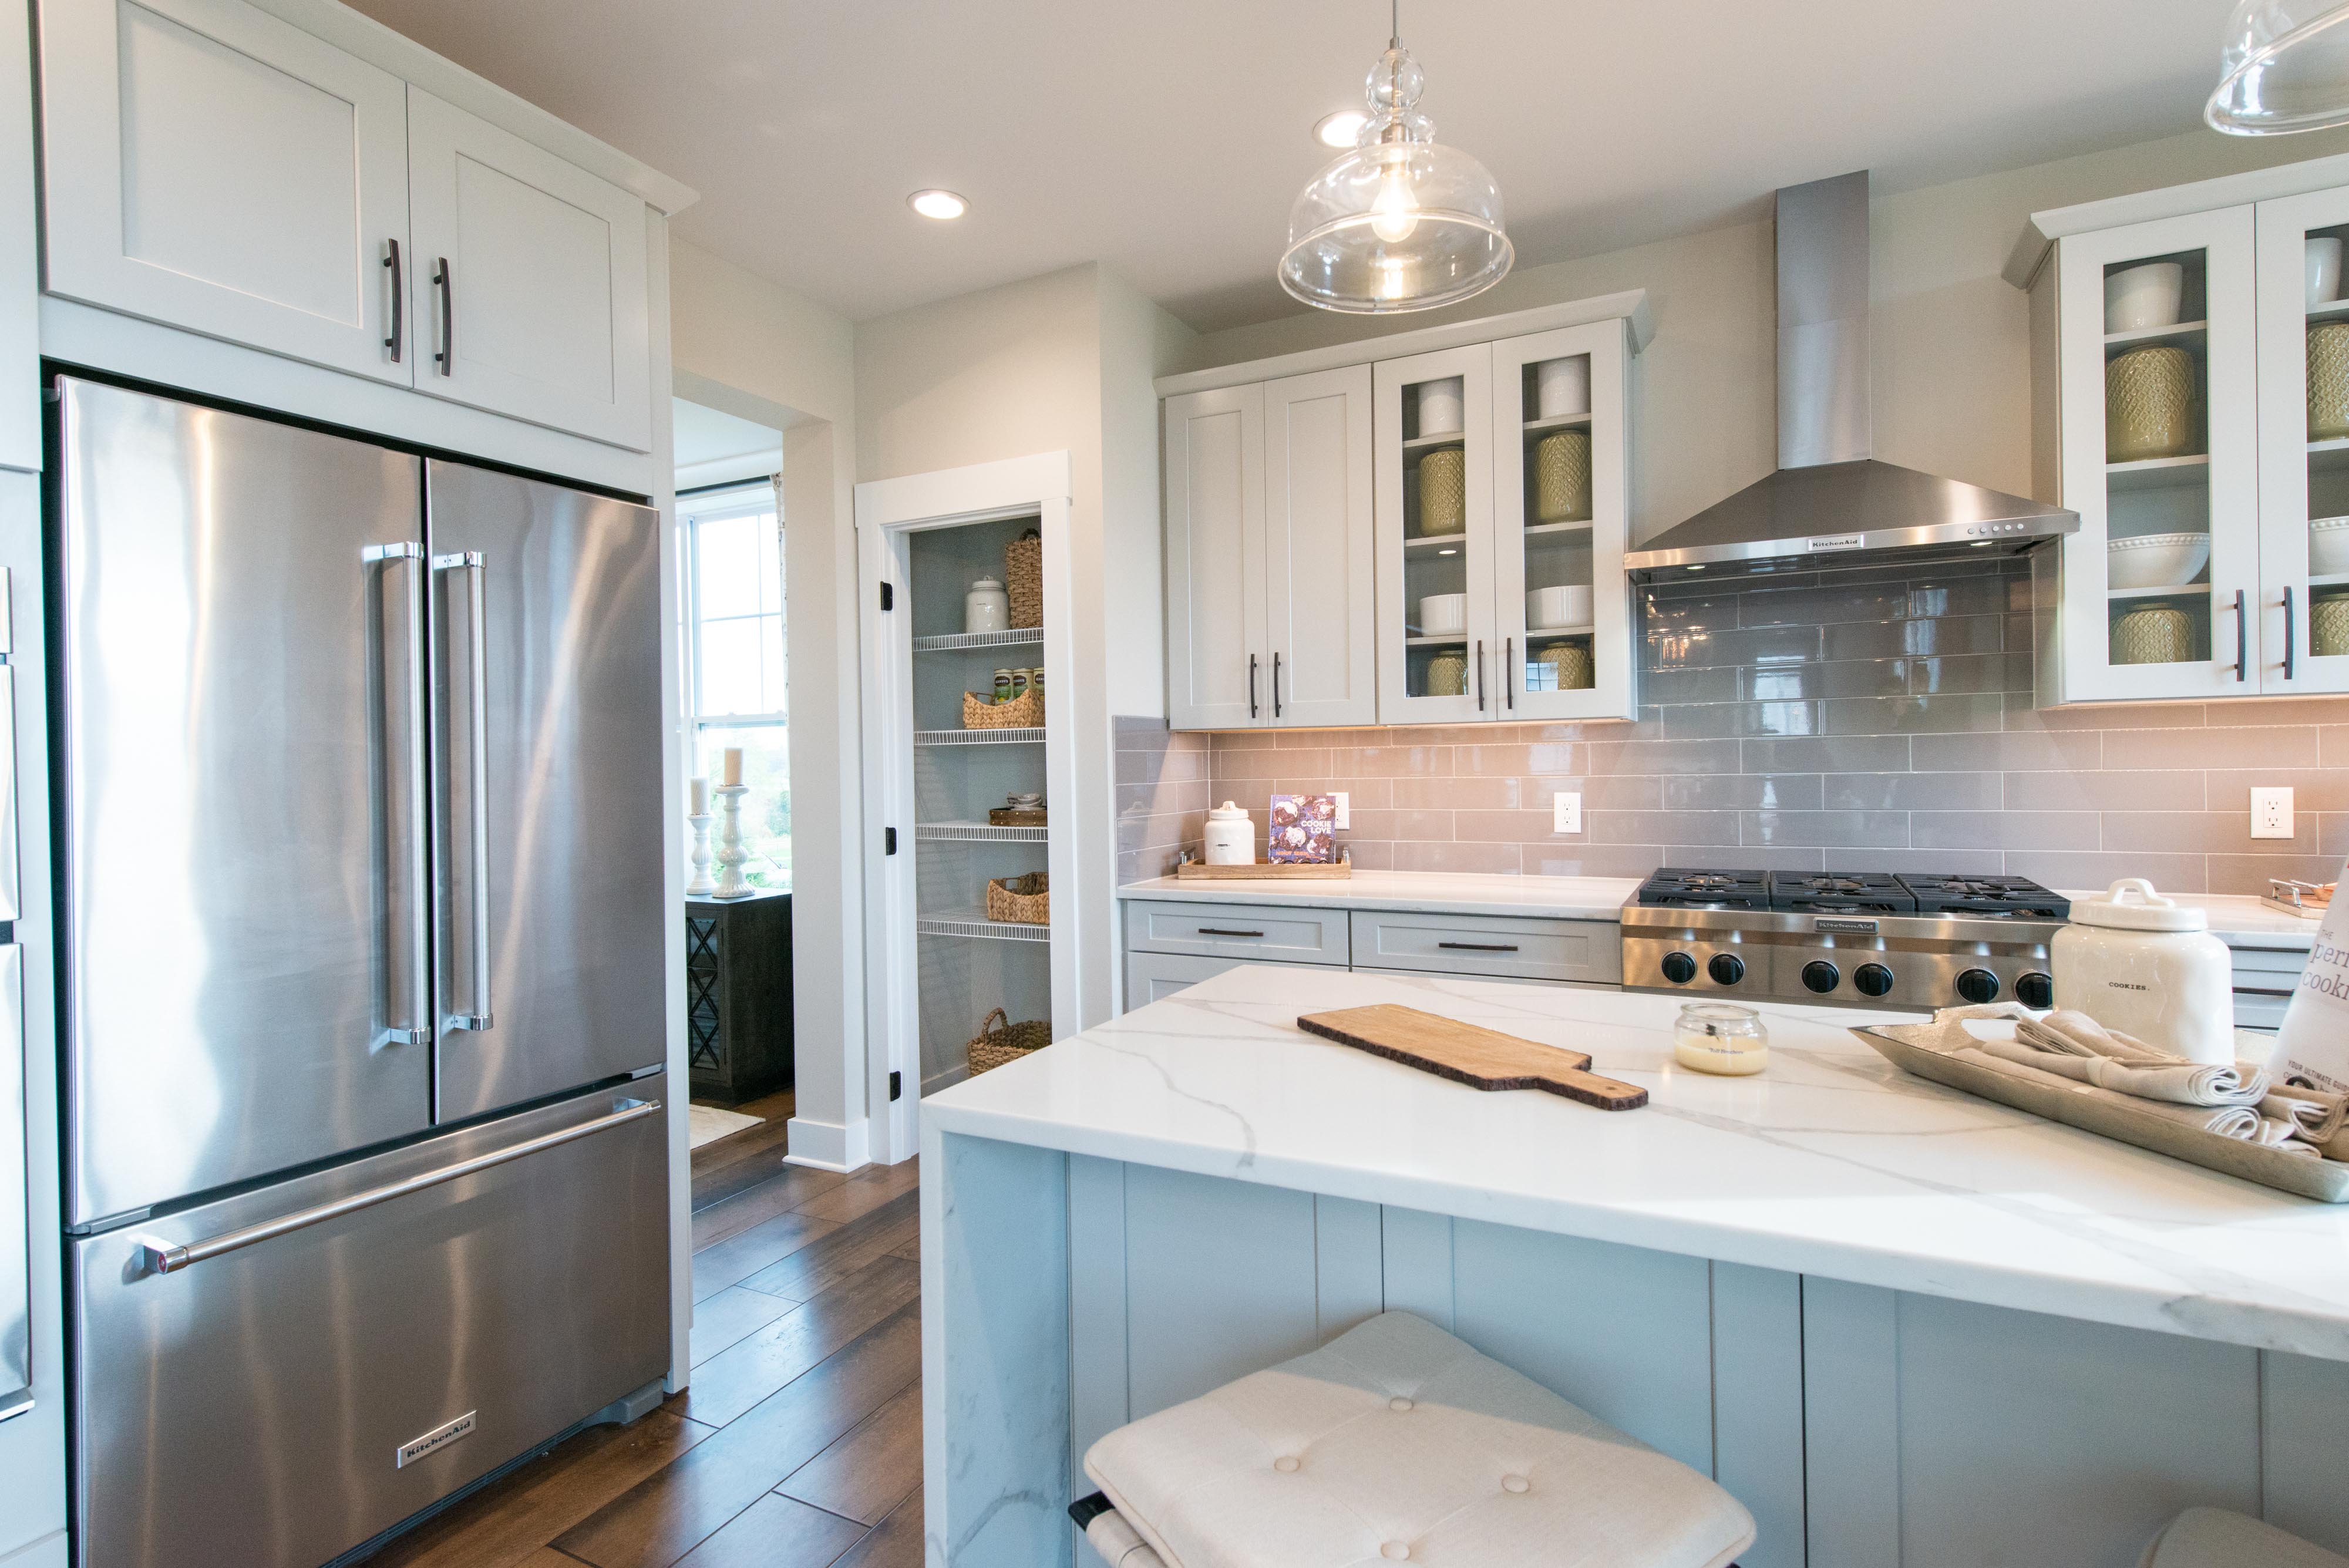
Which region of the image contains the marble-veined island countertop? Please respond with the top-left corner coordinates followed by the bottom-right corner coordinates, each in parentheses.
top-left (923, 962), bottom-right (2349, 1360)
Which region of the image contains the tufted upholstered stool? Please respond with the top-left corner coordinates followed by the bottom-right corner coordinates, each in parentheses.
top-left (2139, 1508), bottom-right (2349, 1568)
top-left (1070, 1309), bottom-right (1755, 1568)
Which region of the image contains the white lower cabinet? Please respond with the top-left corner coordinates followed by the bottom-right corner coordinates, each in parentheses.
top-left (1126, 950), bottom-right (1301, 1005)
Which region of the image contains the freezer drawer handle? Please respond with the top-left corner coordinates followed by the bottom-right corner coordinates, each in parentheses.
top-left (364, 541), bottom-right (432, 1047)
top-left (129, 1097), bottom-right (661, 1277)
top-left (434, 549), bottom-right (493, 1032)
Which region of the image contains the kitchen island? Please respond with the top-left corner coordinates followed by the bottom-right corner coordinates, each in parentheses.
top-left (920, 964), bottom-right (2349, 1568)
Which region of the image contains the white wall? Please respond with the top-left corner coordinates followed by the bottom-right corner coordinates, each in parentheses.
top-left (668, 238), bottom-right (872, 1170)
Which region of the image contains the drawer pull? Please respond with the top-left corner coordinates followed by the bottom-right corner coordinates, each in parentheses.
top-left (1438, 940), bottom-right (1519, 952)
top-left (1197, 926), bottom-right (1266, 937)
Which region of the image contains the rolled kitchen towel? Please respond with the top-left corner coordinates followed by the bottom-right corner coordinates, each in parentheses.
top-left (2007, 1012), bottom-right (2267, 1106)
top-left (1951, 1047), bottom-right (2280, 1143)
top-left (2263, 1082), bottom-right (2349, 1144)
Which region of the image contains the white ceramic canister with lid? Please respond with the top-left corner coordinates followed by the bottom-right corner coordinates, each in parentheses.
top-left (965, 575), bottom-right (1009, 634)
top-left (2051, 877), bottom-right (2236, 1064)
top-left (1202, 801), bottom-right (1254, 866)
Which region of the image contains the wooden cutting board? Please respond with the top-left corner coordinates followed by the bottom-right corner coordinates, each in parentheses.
top-left (1297, 1004), bottom-right (1648, 1111)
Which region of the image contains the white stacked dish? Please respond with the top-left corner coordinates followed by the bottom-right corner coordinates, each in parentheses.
top-left (1526, 584), bottom-right (1594, 630)
top-left (2311, 516), bottom-right (2349, 576)
top-left (2104, 261), bottom-right (2184, 334)
top-left (2106, 531), bottom-right (2210, 591)
top-left (1417, 592), bottom-right (1467, 635)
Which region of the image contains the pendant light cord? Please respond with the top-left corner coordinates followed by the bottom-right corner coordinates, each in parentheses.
top-left (1390, 0), bottom-right (1401, 47)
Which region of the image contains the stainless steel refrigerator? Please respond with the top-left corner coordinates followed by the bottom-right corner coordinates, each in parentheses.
top-left (51, 378), bottom-right (672, 1568)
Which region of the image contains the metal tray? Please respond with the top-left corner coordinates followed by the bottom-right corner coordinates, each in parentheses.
top-left (1853, 1024), bottom-right (2349, 1204)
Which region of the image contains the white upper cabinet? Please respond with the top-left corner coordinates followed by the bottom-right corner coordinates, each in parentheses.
top-left (2256, 184), bottom-right (2349, 695)
top-left (1263, 366), bottom-right (1375, 728)
top-left (1165, 383), bottom-right (1268, 729)
top-left (1375, 342), bottom-right (1496, 723)
top-left (405, 88), bottom-right (652, 452)
top-left (41, 0), bottom-right (412, 383)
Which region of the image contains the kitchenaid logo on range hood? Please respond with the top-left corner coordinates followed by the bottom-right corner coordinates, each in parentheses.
top-left (396, 1410), bottom-right (476, 1469)
top-left (1808, 536), bottom-right (1865, 553)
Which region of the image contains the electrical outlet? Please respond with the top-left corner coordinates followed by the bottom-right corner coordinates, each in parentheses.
top-left (1553, 791), bottom-right (1581, 834)
top-left (1332, 792), bottom-right (1350, 830)
top-left (2252, 786), bottom-right (2295, 840)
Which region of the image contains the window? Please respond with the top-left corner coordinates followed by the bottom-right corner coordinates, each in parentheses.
top-left (684, 480), bottom-right (789, 888)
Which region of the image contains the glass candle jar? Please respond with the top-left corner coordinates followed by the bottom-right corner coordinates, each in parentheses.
top-left (1674, 1002), bottom-right (1768, 1076)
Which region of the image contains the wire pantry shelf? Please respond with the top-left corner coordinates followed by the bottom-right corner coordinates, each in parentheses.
top-left (915, 909), bottom-right (1051, 943)
top-left (917, 822), bottom-right (1049, 843)
top-left (914, 727), bottom-right (1046, 745)
top-left (910, 628), bottom-right (1045, 652)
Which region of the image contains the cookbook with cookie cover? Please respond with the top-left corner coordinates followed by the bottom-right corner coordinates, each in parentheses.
top-left (1267, 793), bottom-right (1338, 863)
top-left (2275, 860), bottom-right (2349, 1094)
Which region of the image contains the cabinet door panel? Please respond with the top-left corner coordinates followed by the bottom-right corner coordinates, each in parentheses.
top-left (40, 0), bottom-right (410, 382)
top-left (406, 87), bottom-right (652, 451)
top-left (2052, 208), bottom-right (2257, 702)
top-left (1165, 385), bottom-right (1267, 729)
top-left (2255, 186), bottom-right (2349, 694)
top-left (1264, 365), bottom-right (1375, 727)
top-left (1375, 343), bottom-right (1496, 724)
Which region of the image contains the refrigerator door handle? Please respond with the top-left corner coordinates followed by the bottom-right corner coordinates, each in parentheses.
top-left (434, 549), bottom-right (493, 1032)
top-left (364, 542), bottom-right (431, 1047)
top-left (130, 1096), bottom-right (661, 1276)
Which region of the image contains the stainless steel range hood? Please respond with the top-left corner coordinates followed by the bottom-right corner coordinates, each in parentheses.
top-left (1624, 171), bottom-right (2075, 581)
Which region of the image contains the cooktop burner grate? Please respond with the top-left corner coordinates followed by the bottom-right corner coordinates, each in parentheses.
top-left (1768, 870), bottom-right (1916, 915)
top-left (1634, 867), bottom-right (1771, 910)
top-left (1894, 873), bottom-right (2071, 920)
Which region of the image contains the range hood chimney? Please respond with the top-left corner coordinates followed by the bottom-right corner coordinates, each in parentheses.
top-left (1624, 170), bottom-right (2075, 581)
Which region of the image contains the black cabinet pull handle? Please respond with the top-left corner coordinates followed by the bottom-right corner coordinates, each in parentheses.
top-left (2233, 587), bottom-right (2247, 681)
top-left (1504, 636), bottom-right (1514, 710)
top-left (1248, 654), bottom-right (1258, 719)
top-left (1273, 651), bottom-right (1283, 719)
top-left (383, 238), bottom-right (402, 362)
top-left (2286, 586), bottom-right (2297, 681)
top-left (434, 257), bottom-right (454, 376)
top-left (1475, 638), bottom-right (1485, 711)
top-left (1197, 927), bottom-right (1265, 937)
top-left (1439, 940), bottom-right (1519, 952)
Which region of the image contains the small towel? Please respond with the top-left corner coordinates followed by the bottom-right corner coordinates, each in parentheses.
top-left (2011, 1011), bottom-right (2269, 1105)
top-left (1951, 1047), bottom-right (2309, 1149)
top-left (2264, 1082), bottom-right (2349, 1144)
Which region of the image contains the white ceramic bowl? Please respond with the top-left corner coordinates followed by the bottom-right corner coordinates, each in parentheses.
top-left (2313, 238), bottom-right (2345, 308)
top-left (2313, 516), bottom-right (2349, 576)
top-left (2105, 261), bottom-right (2185, 334)
top-left (1527, 584), bottom-right (1594, 630)
top-left (1536, 357), bottom-right (1590, 420)
top-left (2106, 531), bottom-right (2210, 591)
top-left (1418, 592), bottom-right (1467, 635)
top-left (1418, 377), bottom-right (1465, 436)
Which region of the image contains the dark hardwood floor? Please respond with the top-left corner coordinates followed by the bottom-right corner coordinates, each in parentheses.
top-left (362, 1092), bottom-right (924, 1568)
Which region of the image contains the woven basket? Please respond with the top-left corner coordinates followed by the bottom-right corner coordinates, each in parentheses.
top-left (968, 1007), bottom-right (1050, 1075)
top-left (1007, 530), bottom-right (1043, 628)
top-left (986, 871), bottom-right (1049, 924)
top-left (1534, 430), bottom-right (1593, 523)
top-left (988, 807), bottom-right (1048, 826)
top-left (964, 688), bottom-right (1044, 729)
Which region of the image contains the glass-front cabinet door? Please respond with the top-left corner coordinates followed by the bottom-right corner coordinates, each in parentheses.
top-left (1374, 343), bottom-right (1495, 722)
top-left (1490, 321), bottom-right (1634, 721)
top-left (2054, 207), bottom-right (2258, 701)
top-left (2256, 186), bottom-right (2349, 694)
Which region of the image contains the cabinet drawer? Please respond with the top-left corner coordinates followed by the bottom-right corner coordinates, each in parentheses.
top-left (1349, 909), bottom-right (1621, 984)
top-left (2229, 944), bottom-right (2310, 989)
top-left (1125, 951), bottom-right (1338, 1009)
top-left (2236, 990), bottom-right (2293, 1032)
top-left (1123, 900), bottom-right (1348, 965)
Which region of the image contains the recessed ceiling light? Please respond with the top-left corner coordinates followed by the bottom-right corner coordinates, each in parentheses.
top-left (908, 189), bottom-right (968, 220)
top-left (1314, 109), bottom-right (1368, 148)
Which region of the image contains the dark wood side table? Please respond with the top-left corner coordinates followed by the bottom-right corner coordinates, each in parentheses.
top-left (685, 889), bottom-right (795, 1105)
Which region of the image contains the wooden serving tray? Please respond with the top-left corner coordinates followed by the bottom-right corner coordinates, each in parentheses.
top-left (1298, 1004), bottom-right (1647, 1111)
top-left (1175, 855), bottom-right (1352, 880)
top-left (1853, 1024), bottom-right (2349, 1203)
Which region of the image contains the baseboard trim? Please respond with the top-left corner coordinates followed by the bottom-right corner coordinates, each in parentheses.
top-left (783, 1114), bottom-right (871, 1173)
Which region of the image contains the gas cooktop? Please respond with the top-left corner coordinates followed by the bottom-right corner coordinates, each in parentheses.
top-left (1623, 867), bottom-right (2067, 1011)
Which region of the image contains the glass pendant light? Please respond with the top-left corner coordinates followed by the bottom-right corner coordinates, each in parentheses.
top-left (2207, 0), bottom-right (2349, 134)
top-left (1280, 4), bottom-right (1512, 313)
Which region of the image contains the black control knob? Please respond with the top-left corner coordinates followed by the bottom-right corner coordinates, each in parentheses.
top-left (2015, 971), bottom-right (2055, 1010)
top-left (1660, 951), bottom-right (1697, 985)
top-left (1956, 968), bottom-right (2001, 1005)
top-left (1708, 952), bottom-right (1746, 985)
top-left (1853, 963), bottom-right (1896, 998)
top-left (1801, 960), bottom-right (1841, 994)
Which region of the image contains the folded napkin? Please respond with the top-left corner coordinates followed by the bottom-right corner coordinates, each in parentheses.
top-left (1951, 1047), bottom-right (2311, 1150)
top-left (2008, 1010), bottom-right (2269, 1106)
top-left (2264, 1082), bottom-right (2349, 1145)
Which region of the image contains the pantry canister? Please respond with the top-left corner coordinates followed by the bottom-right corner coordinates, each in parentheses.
top-left (1534, 429), bottom-right (1592, 524)
top-left (964, 574), bottom-right (1010, 634)
top-left (2313, 322), bottom-right (2349, 440)
top-left (1203, 801), bottom-right (1254, 866)
top-left (2052, 878), bottom-right (2235, 1065)
top-left (2111, 605), bottom-right (2193, 665)
top-left (1417, 447), bottom-right (1467, 536)
top-left (2105, 346), bottom-right (2198, 462)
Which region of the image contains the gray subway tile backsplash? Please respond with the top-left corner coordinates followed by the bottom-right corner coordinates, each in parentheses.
top-left (1165, 559), bottom-right (2349, 891)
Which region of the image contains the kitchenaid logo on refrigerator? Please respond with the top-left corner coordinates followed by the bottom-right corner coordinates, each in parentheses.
top-left (396, 1410), bottom-right (476, 1469)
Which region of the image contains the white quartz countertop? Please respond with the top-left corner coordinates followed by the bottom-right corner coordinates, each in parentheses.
top-left (1115, 871), bottom-right (2317, 947)
top-left (924, 964), bottom-right (2349, 1359)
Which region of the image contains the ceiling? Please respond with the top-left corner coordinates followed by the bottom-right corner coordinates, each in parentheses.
top-left (674, 398), bottom-right (780, 489)
top-left (345, 0), bottom-right (2239, 332)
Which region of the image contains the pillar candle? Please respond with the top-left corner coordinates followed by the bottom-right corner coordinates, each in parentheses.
top-left (690, 776), bottom-right (708, 815)
top-left (721, 748), bottom-right (743, 788)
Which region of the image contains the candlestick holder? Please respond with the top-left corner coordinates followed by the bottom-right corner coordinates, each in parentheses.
top-left (711, 785), bottom-right (753, 900)
top-left (685, 812), bottom-right (716, 897)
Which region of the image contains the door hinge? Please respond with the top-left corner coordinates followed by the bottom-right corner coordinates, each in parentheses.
top-left (879, 582), bottom-right (894, 611)
top-left (889, 1071), bottom-right (903, 1102)
top-left (884, 826), bottom-right (897, 855)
